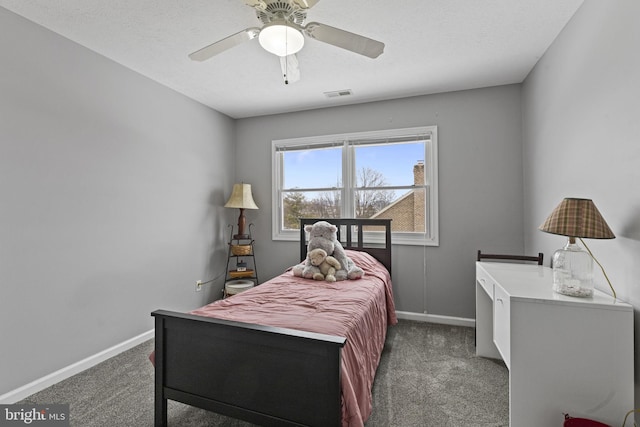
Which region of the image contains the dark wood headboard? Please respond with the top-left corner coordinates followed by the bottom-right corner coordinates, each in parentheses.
top-left (299, 218), bottom-right (392, 275)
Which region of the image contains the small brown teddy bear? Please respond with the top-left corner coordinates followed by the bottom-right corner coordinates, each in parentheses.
top-left (307, 248), bottom-right (341, 282)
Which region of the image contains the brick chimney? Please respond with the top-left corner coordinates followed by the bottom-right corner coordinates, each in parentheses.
top-left (413, 161), bottom-right (424, 185)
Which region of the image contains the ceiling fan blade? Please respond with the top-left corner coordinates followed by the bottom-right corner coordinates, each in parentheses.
top-left (189, 28), bottom-right (260, 61)
top-left (244, 0), bottom-right (267, 9)
top-left (303, 22), bottom-right (384, 59)
top-left (292, 0), bottom-right (319, 9)
top-left (279, 54), bottom-right (301, 84)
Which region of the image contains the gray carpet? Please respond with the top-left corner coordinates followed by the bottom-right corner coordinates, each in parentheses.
top-left (21, 320), bottom-right (508, 426)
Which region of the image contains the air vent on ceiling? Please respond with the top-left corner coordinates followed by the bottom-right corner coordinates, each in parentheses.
top-left (324, 89), bottom-right (353, 98)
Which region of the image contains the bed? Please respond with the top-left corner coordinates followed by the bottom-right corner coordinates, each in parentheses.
top-left (151, 218), bottom-right (396, 427)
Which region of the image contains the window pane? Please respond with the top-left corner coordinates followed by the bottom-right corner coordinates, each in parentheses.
top-left (281, 190), bottom-right (341, 230)
top-left (355, 187), bottom-right (397, 218)
top-left (355, 142), bottom-right (425, 187)
top-left (283, 147), bottom-right (342, 189)
top-left (357, 188), bottom-right (426, 233)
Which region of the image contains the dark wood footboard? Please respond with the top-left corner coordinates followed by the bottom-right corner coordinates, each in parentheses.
top-left (152, 310), bottom-right (346, 427)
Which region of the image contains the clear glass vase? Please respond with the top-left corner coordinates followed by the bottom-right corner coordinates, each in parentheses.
top-left (551, 238), bottom-right (594, 297)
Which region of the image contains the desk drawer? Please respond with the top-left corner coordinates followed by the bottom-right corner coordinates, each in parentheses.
top-left (493, 284), bottom-right (511, 368)
top-left (475, 264), bottom-right (494, 298)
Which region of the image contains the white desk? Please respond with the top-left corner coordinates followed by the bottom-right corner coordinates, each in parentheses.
top-left (476, 262), bottom-right (634, 427)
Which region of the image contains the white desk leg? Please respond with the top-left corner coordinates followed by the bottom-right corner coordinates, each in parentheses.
top-left (475, 281), bottom-right (502, 359)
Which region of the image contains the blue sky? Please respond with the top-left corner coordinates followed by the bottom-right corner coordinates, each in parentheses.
top-left (284, 142), bottom-right (424, 188)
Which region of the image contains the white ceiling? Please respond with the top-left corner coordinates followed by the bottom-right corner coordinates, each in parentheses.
top-left (0, 0), bottom-right (583, 119)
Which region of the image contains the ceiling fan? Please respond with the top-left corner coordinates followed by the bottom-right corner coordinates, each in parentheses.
top-left (188, 0), bottom-right (385, 84)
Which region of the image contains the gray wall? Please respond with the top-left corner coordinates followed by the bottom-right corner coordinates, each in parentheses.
top-left (0, 9), bottom-right (235, 396)
top-left (522, 0), bottom-right (640, 410)
top-left (236, 85), bottom-right (524, 318)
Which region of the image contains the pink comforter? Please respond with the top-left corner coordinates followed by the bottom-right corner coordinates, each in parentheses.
top-left (191, 250), bottom-right (397, 427)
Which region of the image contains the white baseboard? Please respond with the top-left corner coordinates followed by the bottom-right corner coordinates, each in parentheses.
top-left (396, 310), bottom-right (476, 328)
top-left (0, 329), bottom-right (154, 404)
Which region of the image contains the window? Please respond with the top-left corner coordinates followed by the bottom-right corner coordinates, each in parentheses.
top-left (272, 126), bottom-right (438, 245)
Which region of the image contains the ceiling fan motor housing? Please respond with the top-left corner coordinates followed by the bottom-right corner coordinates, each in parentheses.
top-left (255, 1), bottom-right (308, 26)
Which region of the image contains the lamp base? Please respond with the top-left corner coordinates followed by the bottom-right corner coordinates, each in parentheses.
top-left (551, 238), bottom-right (594, 298)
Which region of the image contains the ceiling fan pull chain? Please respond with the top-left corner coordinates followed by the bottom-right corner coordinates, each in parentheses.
top-left (284, 20), bottom-right (289, 84)
top-left (284, 60), bottom-right (289, 85)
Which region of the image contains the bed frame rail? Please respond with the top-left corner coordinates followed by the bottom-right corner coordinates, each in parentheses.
top-left (152, 310), bottom-right (346, 427)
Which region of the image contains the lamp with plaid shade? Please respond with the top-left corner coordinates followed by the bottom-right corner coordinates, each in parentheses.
top-left (539, 198), bottom-right (615, 298)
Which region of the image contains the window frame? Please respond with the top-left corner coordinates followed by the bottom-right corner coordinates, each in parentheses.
top-left (271, 126), bottom-right (439, 246)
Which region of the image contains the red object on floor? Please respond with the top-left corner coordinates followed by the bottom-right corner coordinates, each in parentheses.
top-left (564, 414), bottom-right (611, 427)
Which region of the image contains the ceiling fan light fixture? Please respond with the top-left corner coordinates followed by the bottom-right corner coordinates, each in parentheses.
top-left (258, 21), bottom-right (305, 57)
